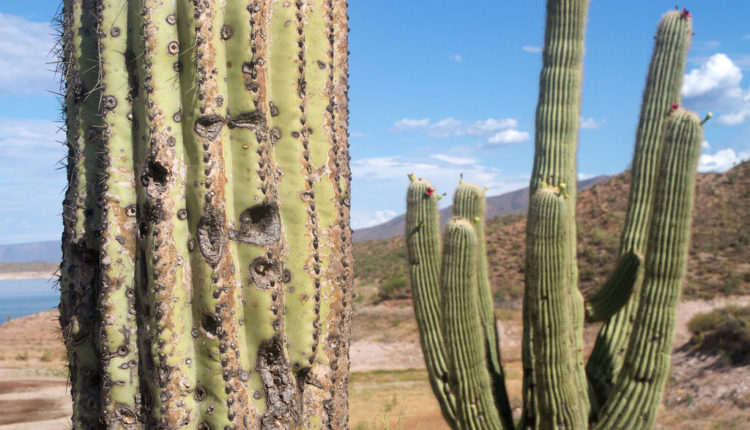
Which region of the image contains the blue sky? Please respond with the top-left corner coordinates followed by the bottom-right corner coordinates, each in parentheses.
top-left (0, 1), bottom-right (749, 244)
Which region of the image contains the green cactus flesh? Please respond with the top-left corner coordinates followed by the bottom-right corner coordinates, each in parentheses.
top-left (59, 1), bottom-right (352, 428)
top-left (405, 3), bottom-right (701, 430)
top-left (406, 177), bottom-right (458, 427)
top-left (442, 218), bottom-right (503, 430)
top-left (525, 188), bottom-right (587, 429)
top-left (453, 182), bottom-right (514, 429)
top-left (586, 10), bottom-right (693, 407)
top-left (593, 109), bottom-right (702, 430)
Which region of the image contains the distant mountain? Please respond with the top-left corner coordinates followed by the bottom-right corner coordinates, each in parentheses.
top-left (0, 241), bottom-right (61, 263)
top-left (353, 175), bottom-right (608, 242)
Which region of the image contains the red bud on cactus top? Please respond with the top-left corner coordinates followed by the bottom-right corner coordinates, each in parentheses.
top-left (681, 8), bottom-right (691, 18)
top-left (672, 103), bottom-right (679, 110)
top-left (425, 187), bottom-right (435, 196)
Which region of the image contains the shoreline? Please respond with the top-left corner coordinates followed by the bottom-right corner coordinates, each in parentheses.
top-left (0, 272), bottom-right (56, 281)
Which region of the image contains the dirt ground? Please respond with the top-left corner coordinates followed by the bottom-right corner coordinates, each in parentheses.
top-left (1, 296), bottom-right (749, 428)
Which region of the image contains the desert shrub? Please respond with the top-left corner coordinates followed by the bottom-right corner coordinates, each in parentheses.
top-left (379, 273), bottom-right (408, 300)
top-left (40, 349), bottom-right (55, 362)
top-left (687, 304), bottom-right (750, 365)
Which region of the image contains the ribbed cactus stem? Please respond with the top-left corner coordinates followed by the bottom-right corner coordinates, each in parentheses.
top-left (97, 0), bottom-right (140, 425)
top-left (593, 109), bottom-right (702, 430)
top-left (525, 0), bottom-right (590, 424)
top-left (526, 189), bottom-right (587, 429)
top-left (584, 251), bottom-right (643, 322)
top-left (406, 178), bottom-right (457, 427)
top-left (453, 182), bottom-right (514, 429)
top-left (587, 10), bottom-right (692, 407)
top-left (442, 218), bottom-right (503, 430)
top-left (60, 1), bottom-right (351, 428)
top-left (59, 0), bottom-right (103, 427)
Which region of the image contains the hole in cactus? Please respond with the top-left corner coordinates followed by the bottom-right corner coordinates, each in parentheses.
top-left (227, 110), bottom-right (265, 130)
top-left (197, 207), bottom-right (225, 264)
top-left (249, 256), bottom-right (278, 290)
top-left (201, 314), bottom-right (219, 338)
top-left (116, 404), bottom-right (137, 424)
top-left (194, 385), bottom-right (207, 401)
top-left (229, 203), bottom-right (280, 246)
top-left (257, 335), bottom-right (298, 420)
top-left (194, 115), bottom-right (225, 141)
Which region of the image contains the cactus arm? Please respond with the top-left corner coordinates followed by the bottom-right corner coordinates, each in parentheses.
top-left (59, 1), bottom-right (103, 427)
top-left (442, 218), bottom-right (504, 429)
top-left (524, 0), bottom-right (590, 424)
top-left (526, 189), bottom-right (588, 429)
top-left (453, 182), bottom-right (515, 429)
top-left (584, 251), bottom-right (643, 322)
top-left (406, 179), bottom-right (458, 427)
top-left (96, 0), bottom-right (141, 426)
top-left (587, 11), bottom-right (692, 407)
top-left (593, 109), bottom-right (702, 430)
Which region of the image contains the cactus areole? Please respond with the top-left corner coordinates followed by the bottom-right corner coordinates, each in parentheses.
top-left (59, 0), bottom-right (352, 428)
top-left (406, 2), bottom-right (702, 429)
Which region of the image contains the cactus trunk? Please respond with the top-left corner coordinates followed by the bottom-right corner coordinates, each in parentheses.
top-left (59, 1), bottom-right (352, 428)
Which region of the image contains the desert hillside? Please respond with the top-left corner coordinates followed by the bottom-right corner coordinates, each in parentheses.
top-left (355, 160), bottom-right (750, 304)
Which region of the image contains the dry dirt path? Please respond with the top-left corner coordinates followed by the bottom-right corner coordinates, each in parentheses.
top-left (0, 295), bottom-right (747, 427)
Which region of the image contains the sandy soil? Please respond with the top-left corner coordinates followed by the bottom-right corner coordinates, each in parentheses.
top-left (1, 296), bottom-right (748, 427)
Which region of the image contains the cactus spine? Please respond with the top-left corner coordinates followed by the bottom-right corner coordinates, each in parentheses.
top-left (405, 2), bottom-right (702, 429)
top-left (59, 1), bottom-right (351, 428)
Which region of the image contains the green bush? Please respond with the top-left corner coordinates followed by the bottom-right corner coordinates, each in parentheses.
top-left (379, 273), bottom-right (408, 300)
top-left (687, 304), bottom-right (750, 364)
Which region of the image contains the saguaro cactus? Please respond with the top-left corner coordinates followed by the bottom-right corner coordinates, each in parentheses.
top-left (59, 0), bottom-right (351, 428)
top-left (406, 2), bottom-right (703, 429)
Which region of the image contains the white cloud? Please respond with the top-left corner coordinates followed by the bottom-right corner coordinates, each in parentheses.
top-left (389, 117), bottom-right (528, 146)
top-left (523, 46), bottom-right (542, 53)
top-left (701, 140), bottom-right (711, 150)
top-left (577, 173), bottom-right (594, 181)
top-left (697, 148), bottom-right (750, 172)
top-left (682, 53), bottom-right (750, 125)
top-left (580, 117), bottom-right (605, 129)
top-left (486, 129), bottom-right (530, 145)
top-left (0, 14), bottom-right (58, 96)
top-left (0, 118), bottom-right (67, 243)
top-left (351, 210), bottom-right (398, 230)
top-left (449, 54), bottom-right (462, 63)
top-left (389, 118), bottom-right (430, 132)
top-left (430, 154), bottom-right (476, 165)
top-left (743, 34), bottom-right (750, 40)
top-left (715, 109), bottom-right (750, 126)
top-left (351, 155), bottom-right (528, 194)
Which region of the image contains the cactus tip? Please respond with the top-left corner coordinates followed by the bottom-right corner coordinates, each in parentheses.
top-left (437, 193), bottom-right (444, 201)
top-left (484, 185), bottom-right (490, 192)
top-left (408, 173), bottom-right (416, 182)
top-left (474, 216), bottom-right (480, 222)
top-left (700, 112), bottom-right (713, 125)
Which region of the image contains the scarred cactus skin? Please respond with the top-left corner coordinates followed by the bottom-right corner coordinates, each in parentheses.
top-left (405, 2), bottom-right (702, 429)
top-left (59, 0), bottom-right (352, 428)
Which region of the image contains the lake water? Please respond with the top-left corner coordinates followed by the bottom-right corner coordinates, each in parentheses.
top-left (0, 278), bottom-right (60, 320)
